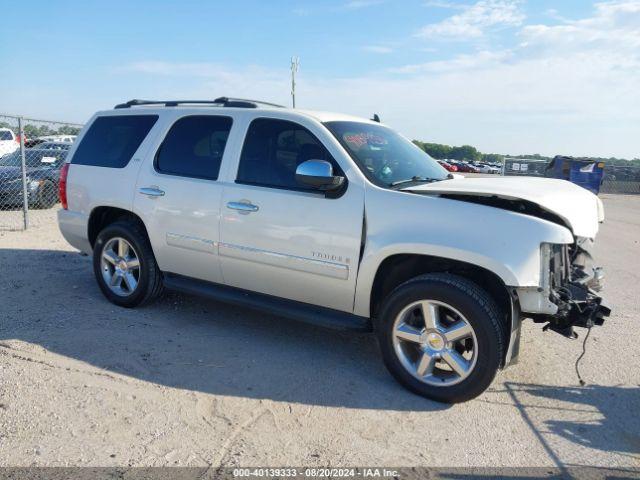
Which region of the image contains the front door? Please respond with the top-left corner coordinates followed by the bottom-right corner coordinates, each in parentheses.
top-left (219, 118), bottom-right (364, 313)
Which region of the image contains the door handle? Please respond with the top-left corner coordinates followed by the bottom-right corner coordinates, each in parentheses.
top-left (227, 201), bottom-right (259, 213)
top-left (139, 187), bottom-right (165, 197)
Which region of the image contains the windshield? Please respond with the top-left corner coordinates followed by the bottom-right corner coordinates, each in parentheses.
top-left (0, 150), bottom-right (66, 168)
top-left (324, 121), bottom-right (448, 187)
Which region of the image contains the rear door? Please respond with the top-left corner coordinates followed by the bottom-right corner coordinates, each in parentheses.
top-left (218, 116), bottom-right (365, 313)
top-left (134, 113), bottom-right (237, 284)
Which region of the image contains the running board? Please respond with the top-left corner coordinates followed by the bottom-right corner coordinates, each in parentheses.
top-left (163, 273), bottom-right (372, 332)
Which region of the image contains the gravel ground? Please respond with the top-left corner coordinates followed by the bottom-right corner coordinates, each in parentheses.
top-left (0, 195), bottom-right (638, 469)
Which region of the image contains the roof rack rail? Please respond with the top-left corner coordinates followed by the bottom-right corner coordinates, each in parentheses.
top-left (114, 99), bottom-right (221, 109)
top-left (114, 98), bottom-right (285, 109)
top-left (213, 97), bottom-right (285, 108)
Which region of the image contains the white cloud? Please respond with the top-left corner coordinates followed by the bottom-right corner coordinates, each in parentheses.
top-left (120, 61), bottom-right (292, 106)
top-left (520, 0), bottom-right (640, 52)
top-left (423, 0), bottom-right (466, 9)
top-left (123, 61), bottom-right (285, 81)
top-left (417, 0), bottom-right (525, 39)
top-left (120, 43), bottom-right (640, 159)
top-left (392, 1), bottom-right (640, 157)
top-left (343, 0), bottom-right (385, 9)
top-left (77, 1), bottom-right (640, 159)
top-left (389, 50), bottom-right (510, 73)
top-left (544, 8), bottom-right (563, 20)
top-left (362, 45), bottom-right (394, 54)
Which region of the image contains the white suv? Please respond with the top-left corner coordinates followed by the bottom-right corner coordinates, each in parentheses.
top-left (0, 127), bottom-right (19, 157)
top-left (58, 98), bottom-right (609, 403)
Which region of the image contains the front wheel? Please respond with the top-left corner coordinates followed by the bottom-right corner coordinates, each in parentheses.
top-left (376, 273), bottom-right (505, 403)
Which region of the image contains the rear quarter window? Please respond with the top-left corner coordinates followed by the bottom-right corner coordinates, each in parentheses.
top-left (71, 115), bottom-right (158, 168)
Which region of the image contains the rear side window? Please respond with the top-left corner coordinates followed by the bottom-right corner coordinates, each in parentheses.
top-left (0, 130), bottom-right (14, 140)
top-left (237, 118), bottom-right (338, 190)
top-left (155, 115), bottom-right (232, 180)
top-left (72, 115), bottom-right (158, 168)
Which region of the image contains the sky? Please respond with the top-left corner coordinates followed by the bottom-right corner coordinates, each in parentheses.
top-left (1, 0), bottom-right (638, 159)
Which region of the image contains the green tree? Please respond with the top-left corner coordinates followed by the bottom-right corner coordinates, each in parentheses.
top-left (0, 121), bottom-right (16, 134)
top-left (450, 145), bottom-right (480, 161)
top-left (482, 153), bottom-right (504, 164)
top-left (24, 124), bottom-right (52, 138)
top-left (423, 143), bottom-right (452, 159)
top-left (21, 123), bottom-right (80, 138)
top-left (57, 125), bottom-right (81, 135)
top-left (412, 141), bottom-right (452, 159)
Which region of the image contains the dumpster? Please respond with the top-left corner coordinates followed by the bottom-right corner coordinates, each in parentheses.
top-left (545, 156), bottom-right (605, 194)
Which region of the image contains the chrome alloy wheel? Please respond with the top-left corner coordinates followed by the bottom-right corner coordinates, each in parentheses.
top-left (100, 237), bottom-right (141, 297)
top-left (392, 300), bottom-right (478, 386)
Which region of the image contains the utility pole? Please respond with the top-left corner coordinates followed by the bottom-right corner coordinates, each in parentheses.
top-left (291, 56), bottom-right (300, 108)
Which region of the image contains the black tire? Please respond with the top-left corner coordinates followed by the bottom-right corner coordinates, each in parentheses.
top-left (375, 273), bottom-right (504, 403)
top-left (92, 220), bottom-right (164, 308)
top-left (33, 181), bottom-right (58, 209)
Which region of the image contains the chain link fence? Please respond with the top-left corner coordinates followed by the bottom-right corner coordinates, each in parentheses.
top-left (602, 165), bottom-right (640, 194)
top-left (0, 114), bottom-right (82, 231)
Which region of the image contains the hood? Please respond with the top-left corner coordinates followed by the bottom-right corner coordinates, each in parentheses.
top-left (404, 176), bottom-right (604, 239)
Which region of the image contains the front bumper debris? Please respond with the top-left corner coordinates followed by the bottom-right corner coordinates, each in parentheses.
top-left (543, 280), bottom-right (610, 338)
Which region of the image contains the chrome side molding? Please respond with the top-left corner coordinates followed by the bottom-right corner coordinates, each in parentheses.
top-left (219, 242), bottom-right (349, 280)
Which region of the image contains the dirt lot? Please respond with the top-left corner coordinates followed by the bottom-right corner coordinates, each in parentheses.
top-left (0, 195), bottom-right (638, 469)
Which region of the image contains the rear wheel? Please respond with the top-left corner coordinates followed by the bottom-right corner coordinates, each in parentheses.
top-left (376, 273), bottom-right (504, 403)
top-left (93, 220), bottom-right (163, 307)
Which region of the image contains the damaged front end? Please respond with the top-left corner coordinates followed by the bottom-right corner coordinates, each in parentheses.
top-left (531, 241), bottom-right (610, 338)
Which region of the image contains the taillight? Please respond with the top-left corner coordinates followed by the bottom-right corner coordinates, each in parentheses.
top-left (59, 163), bottom-right (70, 209)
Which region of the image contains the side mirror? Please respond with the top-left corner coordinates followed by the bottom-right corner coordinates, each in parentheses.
top-left (295, 159), bottom-right (345, 191)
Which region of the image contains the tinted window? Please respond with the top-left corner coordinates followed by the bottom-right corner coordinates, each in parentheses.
top-left (156, 115), bottom-right (232, 180)
top-left (0, 130), bottom-right (13, 140)
top-left (237, 118), bottom-right (338, 190)
top-left (72, 115), bottom-right (158, 168)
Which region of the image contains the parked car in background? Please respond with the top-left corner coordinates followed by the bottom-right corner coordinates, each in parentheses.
top-left (476, 163), bottom-right (501, 174)
top-left (453, 162), bottom-right (480, 173)
top-left (437, 160), bottom-right (458, 172)
top-left (38, 135), bottom-right (76, 143)
top-left (25, 138), bottom-right (47, 149)
top-left (36, 142), bottom-right (73, 151)
top-left (25, 135), bottom-right (77, 149)
top-left (0, 142), bottom-right (70, 208)
top-left (0, 128), bottom-right (19, 158)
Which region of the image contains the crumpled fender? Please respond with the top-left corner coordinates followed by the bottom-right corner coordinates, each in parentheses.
top-left (353, 186), bottom-right (573, 317)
